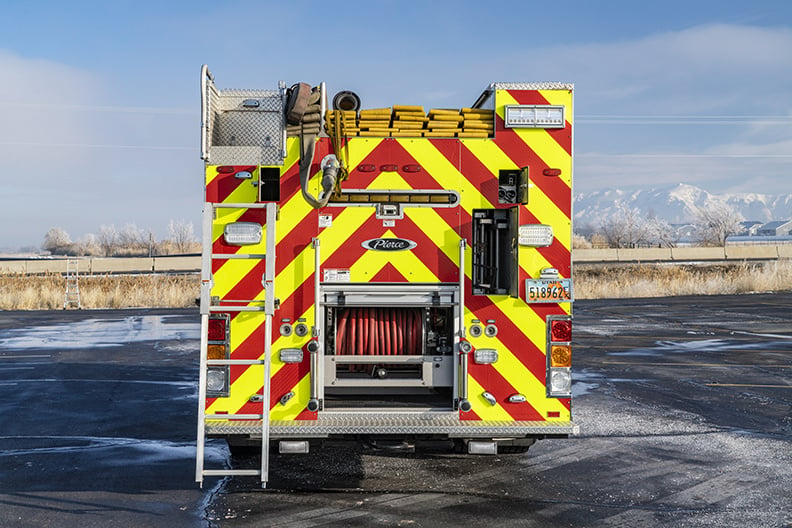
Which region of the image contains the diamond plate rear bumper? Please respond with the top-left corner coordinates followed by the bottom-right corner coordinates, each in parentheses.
top-left (206, 411), bottom-right (579, 438)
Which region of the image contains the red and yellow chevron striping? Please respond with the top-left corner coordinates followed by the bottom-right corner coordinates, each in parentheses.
top-left (204, 85), bottom-right (573, 428)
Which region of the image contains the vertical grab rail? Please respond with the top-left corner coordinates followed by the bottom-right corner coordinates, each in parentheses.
top-left (457, 239), bottom-right (470, 411)
top-left (308, 238), bottom-right (321, 411)
top-left (200, 65), bottom-right (212, 162)
top-left (260, 202), bottom-right (277, 487)
top-left (195, 203), bottom-right (215, 485)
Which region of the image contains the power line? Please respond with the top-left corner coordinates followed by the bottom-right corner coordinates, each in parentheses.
top-left (578, 153), bottom-right (792, 159)
top-left (0, 102), bottom-right (192, 115)
top-left (0, 141), bottom-right (194, 151)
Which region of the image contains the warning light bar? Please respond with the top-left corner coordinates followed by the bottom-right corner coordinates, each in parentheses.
top-left (504, 105), bottom-right (565, 129)
top-left (518, 224), bottom-right (553, 247)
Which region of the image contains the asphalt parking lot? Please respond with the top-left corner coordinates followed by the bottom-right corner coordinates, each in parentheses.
top-left (0, 294), bottom-right (790, 527)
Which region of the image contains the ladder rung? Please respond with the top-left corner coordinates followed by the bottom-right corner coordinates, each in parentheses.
top-left (211, 202), bottom-right (270, 209)
top-left (203, 469), bottom-right (261, 477)
top-left (208, 306), bottom-right (266, 312)
top-left (212, 253), bottom-right (267, 260)
top-left (215, 299), bottom-right (267, 304)
top-left (206, 413), bottom-right (263, 420)
top-left (207, 359), bottom-right (265, 366)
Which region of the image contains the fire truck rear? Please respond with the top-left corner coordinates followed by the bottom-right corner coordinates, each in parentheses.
top-left (196, 65), bottom-right (576, 486)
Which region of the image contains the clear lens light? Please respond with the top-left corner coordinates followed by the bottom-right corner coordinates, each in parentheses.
top-left (224, 222), bottom-right (262, 245)
top-left (206, 369), bottom-right (227, 392)
top-left (550, 369), bottom-right (572, 395)
top-left (519, 224), bottom-right (553, 247)
top-left (474, 348), bottom-right (499, 364)
top-left (279, 348), bottom-right (304, 363)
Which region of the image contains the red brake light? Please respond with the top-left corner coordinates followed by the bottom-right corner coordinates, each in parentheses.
top-left (379, 164), bottom-right (398, 172)
top-left (543, 168), bottom-right (562, 177)
top-left (208, 318), bottom-right (227, 341)
top-left (217, 166), bottom-right (235, 174)
top-left (402, 164), bottom-right (422, 173)
top-left (550, 320), bottom-right (571, 342)
top-left (358, 164), bottom-right (377, 172)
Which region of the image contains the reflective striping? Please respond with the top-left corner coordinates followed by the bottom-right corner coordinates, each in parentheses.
top-left (466, 376), bottom-right (515, 421)
top-left (204, 86), bottom-right (574, 429)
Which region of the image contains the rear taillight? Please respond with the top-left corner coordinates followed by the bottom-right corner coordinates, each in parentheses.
top-left (208, 317), bottom-right (227, 341)
top-left (547, 315), bottom-right (572, 398)
top-left (551, 320), bottom-right (572, 342)
top-left (206, 313), bottom-right (230, 397)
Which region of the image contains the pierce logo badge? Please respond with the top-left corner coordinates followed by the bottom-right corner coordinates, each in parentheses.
top-left (361, 238), bottom-right (417, 251)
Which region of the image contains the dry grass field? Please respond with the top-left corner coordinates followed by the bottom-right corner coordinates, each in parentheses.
top-left (0, 273), bottom-right (199, 310)
top-left (575, 261), bottom-right (792, 299)
top-left (1, 261), bottom-right (791, 309)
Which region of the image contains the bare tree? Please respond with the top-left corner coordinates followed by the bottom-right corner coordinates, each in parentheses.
top-left (644, 213), bottom-right (676, 248)
top-left (97, 225), bottom-right (118, 256)
top-left (694, 202), bottom-right (744, 246)
top-left (116, 224), bottom-right (149, 256)
top-left (600, 205), bottom-right (651, 248)
top-left (75, 234), bottom-right (102, 256)
top-left (168, 219), bottom-right (196, 253)
top-left (42, 227), bottom-right (73, 255)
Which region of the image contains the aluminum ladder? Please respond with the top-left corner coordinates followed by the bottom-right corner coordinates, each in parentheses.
top-left (196, 201), bottom-right (277, 487)
top-left (63, 259), bottom-right (81, 309)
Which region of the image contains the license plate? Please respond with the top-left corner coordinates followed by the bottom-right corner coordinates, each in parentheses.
top-left (525, 279), bottom-right (573, 303)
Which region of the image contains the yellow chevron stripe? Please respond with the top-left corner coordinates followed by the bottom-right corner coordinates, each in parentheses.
top-left (467, 377), bottom-right (512, 421)
top-left (537, 89), bottom-right (574, 123)
top-left (211, 259), bottom-right (263, 300)
top-left (270, 374), bottom-right (311, 420)
top-left (461, 137), bottom-right (518, 174)
top-left (317, 206), bottom-right (377, 260)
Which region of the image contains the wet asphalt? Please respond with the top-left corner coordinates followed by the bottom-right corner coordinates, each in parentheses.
top-left (0, 295), bottom-right (791, 527)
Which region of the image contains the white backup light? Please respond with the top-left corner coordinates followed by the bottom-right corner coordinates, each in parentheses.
top-left (224, 222), bottom-right (262, 245)
top-left (206, 368), bottom-right (227, 393)
top-left (519, 224), bottom-right (554, 247)
top-left (549, 368), bottom-right (572, 397)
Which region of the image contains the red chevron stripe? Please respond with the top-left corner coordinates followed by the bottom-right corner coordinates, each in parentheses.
top-left (459, 408), bottom-right (481, 421)
top-left (206, 166), bottom-right (256, 203)
top-left (269, 357), bottom-right (311, 410)
top-left (468, 360), bottom-right (544, 421)
top-left (370, 262), bottom-right (405, 282)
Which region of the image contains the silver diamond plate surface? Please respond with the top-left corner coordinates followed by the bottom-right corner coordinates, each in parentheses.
top-left (205, 86), bottom-right (284, 165)
top-left (491, 82), bottom-right (574, 91)
top-left (206, 413), bottom-right (577, 437)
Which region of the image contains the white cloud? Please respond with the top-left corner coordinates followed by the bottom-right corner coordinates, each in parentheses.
top-left (0, 50), bottom-right (198, 250)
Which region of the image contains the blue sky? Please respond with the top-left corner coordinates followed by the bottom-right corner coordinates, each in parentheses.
top-left (2, 0), bottom-right (791, 250)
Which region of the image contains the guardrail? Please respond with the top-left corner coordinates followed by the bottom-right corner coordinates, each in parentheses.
top-left (575, 245), bottom-right (792, 263)
top-left (0, 255), bottom-right (202, 275)
top-left (1, 245), bottom-right (789, 275)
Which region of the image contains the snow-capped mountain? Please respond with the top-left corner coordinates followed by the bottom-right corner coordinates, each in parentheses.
top-left (574, 183), bottom-right (792, 228)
